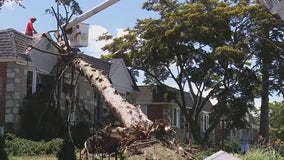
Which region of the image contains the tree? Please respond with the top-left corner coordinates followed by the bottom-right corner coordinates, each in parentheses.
top-left (247, 3), bottom-right (284, 143)
top-left (44, 0), bottom-right (153, 128)
top-left (16, 0), bottom-right (160, 156)
top-left (100, 0), bottom-right (259, 144)
top-left (269, 101), bottom-right (284, 140)
top-left (0, 0), bottom-right (190, 157)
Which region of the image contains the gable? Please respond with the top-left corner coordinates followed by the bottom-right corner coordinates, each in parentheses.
top-left (28, 37), bottom-right (61, 73)
top-left (110, 59), bottom-right (135, 93)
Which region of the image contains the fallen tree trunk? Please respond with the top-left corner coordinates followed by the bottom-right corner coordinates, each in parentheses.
top-left (72, 57), bottom-right (152, 128)
top-left (80, 120), bottom-right (194, 160)
top-left (72, 57), bottom-right (195, 159)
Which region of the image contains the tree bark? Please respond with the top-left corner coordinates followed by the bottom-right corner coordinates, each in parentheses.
top-left (72, 57), bottom-right (152, 128)
top-left (259, 59), bottom-right (270, 144)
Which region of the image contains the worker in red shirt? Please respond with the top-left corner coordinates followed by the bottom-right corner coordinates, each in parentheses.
top-left (25, 17), bottom-right (37, 36)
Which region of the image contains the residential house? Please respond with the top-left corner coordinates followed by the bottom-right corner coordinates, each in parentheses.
top-left (134, 85), bottom-right (214, 143)
top-left (217, 112), bottom-right (259, 145)
top-left (0, 28), bottom-right (138, 135)
top-left (109, 58), bottom-right (139, 104)
top-left (134, 85), bottom-right (259, 145)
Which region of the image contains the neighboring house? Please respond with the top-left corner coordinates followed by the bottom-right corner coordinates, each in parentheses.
top-left (134, 85), bottom-right (214, 143)
top-left (0, 28), bottom-right (138, 135)
top-left (134, 85), bottom-right (259, 145)
top-left (216, 112), bottom-right (259, 145)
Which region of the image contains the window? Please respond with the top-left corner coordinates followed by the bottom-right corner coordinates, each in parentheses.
top-left (140, 104), bottom-right (147, 116)
top-left (203, 114), bottom-right (209, 132)
top-left (26, 71), bottom-right (34, 96)
top-left (26, 70), bottom-right (52, 97)
top-left (172, 107), bottom-right (180, 128)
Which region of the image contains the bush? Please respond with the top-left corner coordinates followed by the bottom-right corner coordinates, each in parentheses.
top-left (0, 135), bottom-right (8, 160)
top-left (237, 145), bottom-right (284, 160)
top-left (271, 139), bottom-right (284, 157)
top-left (71, 122), bottom-right (91, 149)
top-left (5, 133), bottom-right (63, 156)
top-left (192, 146), bottom-right (215, 160)
top-left (57, 133), bottom-right (76, 160)
top-left (222, 139), bottom-right (240, 153)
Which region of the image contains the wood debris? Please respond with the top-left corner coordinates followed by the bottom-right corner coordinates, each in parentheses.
top-left (80, 120), bottom-right (195, 160)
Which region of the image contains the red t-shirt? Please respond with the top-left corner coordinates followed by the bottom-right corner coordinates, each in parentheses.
top-left (25, 20), bottom-right (35, 36)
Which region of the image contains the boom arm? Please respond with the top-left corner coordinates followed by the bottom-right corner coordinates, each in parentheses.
top-left (64, 0), bottom-right (120, 30)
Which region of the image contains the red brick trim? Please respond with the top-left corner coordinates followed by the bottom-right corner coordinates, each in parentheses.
top-left (0, 63), bottom-right (7, 125)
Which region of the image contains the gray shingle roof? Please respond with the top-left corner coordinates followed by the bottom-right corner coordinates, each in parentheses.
top-left (0, 28), bottom-right (110, 74)
top-left (0, 28), bottom-right (40, 61)
top-left (136, 85), bottom-right (213, 112)
top-left (78, 53), bottom-right (111, 75)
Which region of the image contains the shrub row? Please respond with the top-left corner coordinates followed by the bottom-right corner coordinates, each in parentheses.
top-left (4, 133), bottom-right (63, 156)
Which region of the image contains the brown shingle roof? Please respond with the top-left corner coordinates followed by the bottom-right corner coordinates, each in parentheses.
top-left (0, 28), bottom-right (40, 61)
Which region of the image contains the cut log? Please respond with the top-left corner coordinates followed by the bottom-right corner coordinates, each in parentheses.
top-left (72, 57), bottom-right (152, 128)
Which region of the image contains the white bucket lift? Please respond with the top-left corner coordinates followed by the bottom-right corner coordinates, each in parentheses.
top-left (64, 0), bottom-right (120, 48)
top-left (260, 0), bottom-right (284, 20)
top-left (69, 23), bottom-right (89, 47)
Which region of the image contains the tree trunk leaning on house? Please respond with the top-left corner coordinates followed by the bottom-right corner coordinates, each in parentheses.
top-left (72, 57), bottom-right (152, 128)
top-left (71, 57), bottom-right (193, 159)
top-left (29, 2), bottom-right (194, 158)
top-left (45, 28), bottom-right (190, 158)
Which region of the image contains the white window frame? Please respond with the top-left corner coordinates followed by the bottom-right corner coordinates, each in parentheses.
top-left (27, 69), bottom-right (37, 95)
top-left (70, 85), bottom-right (78, 124)
top-left (202, 112), bottom-right (209, 132)
top-left (172, 106), bottom-right (180, 128)
top-left (140, 104), bottom-right (148, 116)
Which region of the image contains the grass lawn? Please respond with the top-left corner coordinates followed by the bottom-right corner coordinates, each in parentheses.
top-left (9, 155), bottom-right (57, 160)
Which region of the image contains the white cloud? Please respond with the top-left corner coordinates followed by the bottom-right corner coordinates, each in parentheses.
top-left (84, 25), bottom-right (110, 58)
top-left (85, 25), bottom-right (129, 58)
top-left (116, 28), bottom-right (128, 37)
top-left (2, 1), bottom-right (17, 10)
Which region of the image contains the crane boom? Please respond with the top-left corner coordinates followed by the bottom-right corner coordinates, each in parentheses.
top-left (65, 0), bottom-right (120, 30)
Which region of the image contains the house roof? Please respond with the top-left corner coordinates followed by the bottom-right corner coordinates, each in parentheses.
top-left (136, 85), bottom-right (213, 112)
top-left (78, 53), bottom-right (111, 75)
top-left (0, 28), bottom-right (41, 61)
top-left (110, 58), bottom-right (139, 91)
top-left (0, 28), bottom-right (111, 75)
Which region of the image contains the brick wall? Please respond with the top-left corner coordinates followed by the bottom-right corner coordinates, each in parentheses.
top-left (0, 63), bottom-right (7, 125)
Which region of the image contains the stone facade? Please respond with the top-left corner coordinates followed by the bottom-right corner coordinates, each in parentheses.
top-left (5, 63), bottom-right (29, 129)
top-left (0, 63), bottom-right (7, 126)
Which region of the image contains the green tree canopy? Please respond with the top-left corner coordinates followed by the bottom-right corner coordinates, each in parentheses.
top-left (246, 2), bottom-right (284, 143)
top-left (100, 0), bottom-right (262, 144)
top-left (270, 101), bottom-right (284, 140)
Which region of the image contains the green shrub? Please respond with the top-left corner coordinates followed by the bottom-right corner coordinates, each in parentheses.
top-left (71, 122), bottom-right (91, 149)
top-left (0, 135), bottom-right (8, 160)
top-left (57, 133), bottom-right (76, 160)
top-left (223, 139), bottom-right (240, 153)
top-left (271, 139), bottom-right (284, 157)
top-left (5, 133), bottom-right (63, 156)
top-left (237, 145), bottom-right (284, 160)
top-left (192, 147), bottom-right (215, 160)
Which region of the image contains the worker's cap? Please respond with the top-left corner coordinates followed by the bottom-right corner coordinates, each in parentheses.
top-left (30, 17), bottom-right (37, 21)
